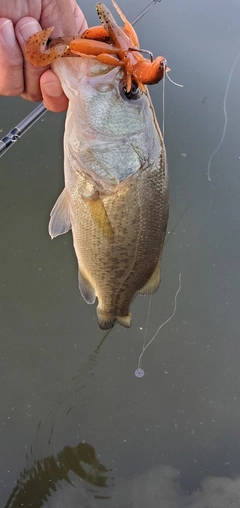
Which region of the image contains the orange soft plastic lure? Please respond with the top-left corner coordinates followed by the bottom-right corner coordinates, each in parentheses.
top-left (25, 1), bottom-right (168, 92)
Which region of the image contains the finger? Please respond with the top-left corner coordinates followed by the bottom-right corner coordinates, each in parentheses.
top-left (40, 0), bottom-right (87, 37)
top-left (15, 17), bottom-right (49, 102)
top-left (0, 18), bottom-right (24, 95)
top-left (40, 70), bottom-right (69, 113)
top-left (71, 2), bottom-right (88, 34)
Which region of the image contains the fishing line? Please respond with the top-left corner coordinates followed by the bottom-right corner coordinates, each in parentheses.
top-left (162, 63), bottom-right (183, 139)
top-left (134, 65), bottom-right (183, 378)
top-left (207, 49), bottom-right (240, 182)
top-left (165, 72), bottom-right (183, 88)
top-left (138, 52), bottom-right (240, 377)
top-left (135, 61), bottom-right (166, 373)
top-left (138, 294), bottom-right (152, 373)
top-left (135, 273), bottom-right (182, 378)
top-left (187, 50), bottom-right (240, 245)
top-left (162, 61), bottom-right (166, 139)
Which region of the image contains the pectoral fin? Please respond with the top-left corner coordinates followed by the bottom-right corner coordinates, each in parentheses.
top-left (78, 269), bottom-right (96, 304)
top-left (85, 198), bottom-right (114, 240)
top-left (49, 188), bottom-right (72, 239)
top-left (138, 264), bottom-right (161, 295)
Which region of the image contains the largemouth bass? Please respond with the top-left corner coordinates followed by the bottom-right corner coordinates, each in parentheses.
top-left (26, 3), bottom-right (169, 330)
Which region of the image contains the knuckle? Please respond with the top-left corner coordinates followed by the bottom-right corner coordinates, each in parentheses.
top-left (0, 41), bottom-right (23, 67)
top-left (0, 87), bottom-right (24, 96)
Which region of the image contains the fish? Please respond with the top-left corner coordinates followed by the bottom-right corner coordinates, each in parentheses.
top-left (25, 2), bottom-right (169, 330)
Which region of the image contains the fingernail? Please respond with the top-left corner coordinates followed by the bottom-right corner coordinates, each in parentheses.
top-left (19, 21), bottom-right (41, 42)
top-left (42, 81), bottom-right (62, 97)
top-left (0, 20), bottom-right (15, 44)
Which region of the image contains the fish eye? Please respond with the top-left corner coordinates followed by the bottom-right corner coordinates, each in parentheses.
top-left (120, 80), bottom-right (142, 101)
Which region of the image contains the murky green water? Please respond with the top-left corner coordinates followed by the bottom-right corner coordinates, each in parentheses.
top-left (1, 0), bottom-right (240, 506)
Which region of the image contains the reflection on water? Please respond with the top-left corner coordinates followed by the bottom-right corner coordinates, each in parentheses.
top-left (6, 458), bottom-right (240, 508)
top-left (4, 332), bottom-right (112, 508)
top-left (5, 442), bottom-right (112, 508)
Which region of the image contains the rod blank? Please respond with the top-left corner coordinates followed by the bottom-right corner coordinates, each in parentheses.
top-left (0, 103), bottom-right (47, 157)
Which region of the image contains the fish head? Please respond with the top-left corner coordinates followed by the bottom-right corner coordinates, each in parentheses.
top-left (52, 56), bottom-right (161, 192)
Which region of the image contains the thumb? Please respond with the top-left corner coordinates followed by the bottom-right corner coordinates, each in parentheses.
top-left (40, 70), bottom-right (68, 112)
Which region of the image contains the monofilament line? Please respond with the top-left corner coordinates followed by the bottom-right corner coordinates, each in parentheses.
top-left (162, 61), bottom-right (166, 139)
top-left (207, 50), bottom-right (240, 182)
top-left (140, 295), bottom-right (152, 363)
top-left (135, 273), bottom-right (182, 378)
top-left (162, 66), bottom-right (183, 140)
top-left (165, 73), bottom-right (183, 88)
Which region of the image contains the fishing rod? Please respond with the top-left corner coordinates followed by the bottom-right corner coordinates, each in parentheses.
top-left (0, 102), bottom-right (47, 156)
top-left (0, 0), bottom-right (161, 157)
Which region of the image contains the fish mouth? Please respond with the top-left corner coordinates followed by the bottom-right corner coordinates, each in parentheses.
top-left (86, 65), bottom-right (122, 92)
top-left (119, 78), bottom-right (143, 101)
top-left (87, 66), bottom-right (144, 102)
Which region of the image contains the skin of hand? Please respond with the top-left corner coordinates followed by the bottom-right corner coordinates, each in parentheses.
top-left (0, 0), bottom-right (88, 112)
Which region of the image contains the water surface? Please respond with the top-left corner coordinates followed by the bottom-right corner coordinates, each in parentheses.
top-left (1, 0), bottom-right (240, 506)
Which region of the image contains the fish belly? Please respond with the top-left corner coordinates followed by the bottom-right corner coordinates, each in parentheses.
top-left (71, 164), bottom-right (168, 330)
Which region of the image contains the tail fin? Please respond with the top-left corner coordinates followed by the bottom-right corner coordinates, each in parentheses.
top-left (97, 307), bottom-right (131, 330)
top-left (97, 308), bottom-right (116, 330)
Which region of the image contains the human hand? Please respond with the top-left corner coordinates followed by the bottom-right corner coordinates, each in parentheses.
top-left (0, 0), bottom-right (87, 112)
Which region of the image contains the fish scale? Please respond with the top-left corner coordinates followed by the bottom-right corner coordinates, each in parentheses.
top-left (69, 138), bottom-right (168, 328)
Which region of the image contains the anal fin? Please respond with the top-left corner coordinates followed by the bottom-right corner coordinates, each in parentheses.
top-left (138, 264), bottom-right (161, 295)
